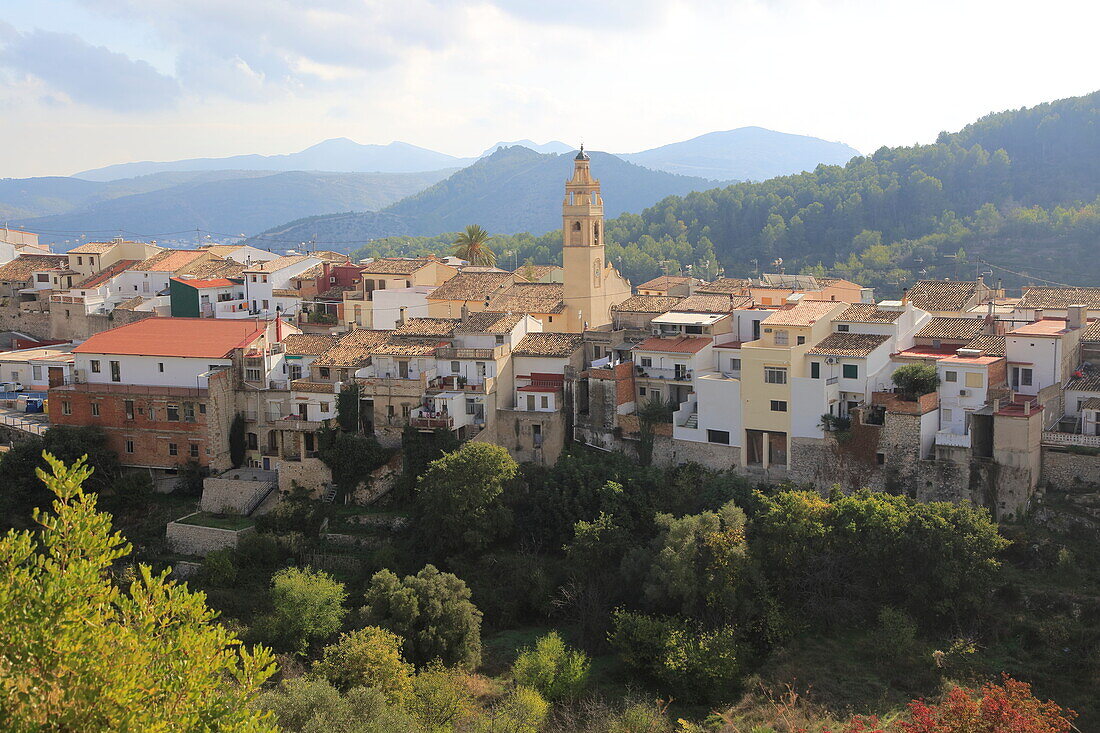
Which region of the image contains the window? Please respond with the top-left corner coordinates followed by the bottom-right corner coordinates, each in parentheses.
top-left (168, 443), bottom-right (178, 456)
top-left (91, 403), bottom-right (100, 417)
top-left (289, 364), bottom-right (302, 380)
top-left (36, 273), bottom-right (49, 282)
top-left (198, 403), bottom-right (206, 414)
top-left (729, 358), bottom-right (741, 372)
top-left (465, 398), bottom-right (476, 415)
top-left (707, 429), bottom-right (731, 445)
top-left (842, 363), bottom-right (858, 379)
top-left (640, 357), bottom-right (652, 368)
top-left (32, 365), bottom-right (41, 381)
top-left (125, 440), bottom-right (134, 454)
top-left (245, 368), bottom-right (262, 382)
top-left (639, 386), bottom-right (647, 396)
top-left (124, 400), bottom-right (135, 420)
top-left (495, 335), bottom-right (505, 345)
top-left (540, 395), bottom-right (549, 409)
top-left (876, 452), bottom-right (886, 465)
top-left (90, 360), bottom-right (101, 373)
top-left (773, 330), bottom-right (789, 345)
top-left (319, 401), bottom-right (330, 413)
top-left (532, 423), bottom-right (543, 446)
top-left (450, 361), bottom-right (460, 374)
top-left (262, 300), bottom-right (269, 310)
top-left (764, 367), bottom-right (787, 384)
top-left (402, 404), bottom-right (411, 418)
top-left (387, 404), bottom-right (395, 417)
top-left (184, 403), bottom-right (195, 421)
top-left (109, 360), bottom-right (121, 382)
top-left (62, 401), bottom-right (71, 415)
top-left (147, 406), bottom-right (155, 420)
top-left (965, 372), bottom-right (984, 388)
top-left (247, 433), bottom-right (258, 449)
top-left (1019, 367), bottom-right (1033, 386)
top-left (76, 256), bottom-right (82, 265)
top-left (810, 362), bottom-right (821, 379)
top-left (837, 324), bottom-right (850, 332)
top-left (188, 443), bottom-right (199, 458)
top-left (797, 335), bottom-right (806, 345)
top-left (944, 371), bottom-right (958, 382)
top-left (770, 400), bottom-right (788, 412)
top-left (319, 367), bottom-right (330, 379)
top-left (942, 408), bottom-right (953, 422)
top-left (166, 405), bottom-right (179, 421)
top-left (685, 325), bottom-right (703, 335)
top-left (158, 362), bottom-right (164, 372)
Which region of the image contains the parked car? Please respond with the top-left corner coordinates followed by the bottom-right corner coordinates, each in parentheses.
top-left (0, 382), bottom-right (24, 393)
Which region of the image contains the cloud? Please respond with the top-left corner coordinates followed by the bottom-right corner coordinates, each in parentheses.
top-left (0, 26), bottom-right (179, 111)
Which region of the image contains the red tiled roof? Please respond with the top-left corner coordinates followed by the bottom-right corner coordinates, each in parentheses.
top-left (171, 277), bottom-right (238, 289)
top-left (71, 317), bottom-right (264, 358)
top-left (634, 336), bottom-right (711, 354)
top-left (73, 259), bottom-right (138, 289)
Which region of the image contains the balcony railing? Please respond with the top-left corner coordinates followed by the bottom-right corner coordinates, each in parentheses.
top-left (636, 366), bottom-right (693, 382)
top-left (435, 346), bottom-right (508, 360)
top-left (409, 414), bottom-right (455, 430)
top-left (1043, 431), bottom-right (1100, 448)
top-left (935, 430), bottom-right (972, 448)
top-left (268, 379), bottom-right (289, 391)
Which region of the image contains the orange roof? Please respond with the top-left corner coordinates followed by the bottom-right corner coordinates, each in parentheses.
top-left (1009, 318), bottom-right (1069, 336)
top-left (634, 336), bottom-right (711, 354)
top-left (134, 249), bottom-right (209, 272)
top-left (72, 317), bottom-right (265, 358)
top-left (172, 277), bottom-right (238, 289)
top-left (73, 259), bottom-right (138, 289)
top-left (938, 353), bottom-right (1003, 366)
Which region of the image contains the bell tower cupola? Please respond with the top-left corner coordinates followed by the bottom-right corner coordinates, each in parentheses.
top-left (563, 144), bottom-right (603, 248)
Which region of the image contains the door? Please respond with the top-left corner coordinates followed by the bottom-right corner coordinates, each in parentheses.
top-left (527, 395), bottom-right (535, 411)
top-left (398, 360), bottom-right (409, 379)
top-left (48, 367), bottom-right (64, 388)
top-left (262, 457), bottom-right (270, 470)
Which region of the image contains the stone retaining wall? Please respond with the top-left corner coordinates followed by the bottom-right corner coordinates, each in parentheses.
top-left (165, 516), bottom-right (254, 556)
top-left (1042, 448), bottom-right (1100, 490)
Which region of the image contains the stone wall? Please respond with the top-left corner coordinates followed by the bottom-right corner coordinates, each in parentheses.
top-left (351, 453), bottom-right (403, 505)
top-left (165, 517), bottom-right (254, 556)
top-left (1042, 448), bottom-right (1100, 490)
top-left (495, 409), bottom-right (568, 466)
top-left (0, 305), bottom-right (50, 341)
top-left (277, 456), bottom-right (332, 496)
top-left (50, 306), bottom-right (155, 341)
top-left (200, 471), bottom-right (276, 514)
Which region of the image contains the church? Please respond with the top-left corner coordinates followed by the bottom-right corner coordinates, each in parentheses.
top-left (560, 146), bottom-right (633, 331)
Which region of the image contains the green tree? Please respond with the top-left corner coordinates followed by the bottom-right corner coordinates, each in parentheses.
top-left (469, 686), bottom-right (549, 733)
top-left (415, 442), bottom-right (518, 556)
top-left (0, 453), bottom-right (276, 731)
top-left (511, 631), bottom-right (590, 701)
top-left (361, 564), bottom-right (483, 668)
top-left (337, 383), bottom-right (361, 432)
top-left (319, 428), bottom-right (392, 499)
top-left (313, 627), bottom-right (414, 702)
top-left (453, 224), bottom-right (497, 266)
top-left (255, 677), bottom-right (416, 733)
top-left (255, 566), bottom-right (348, 653)
top-left (405, 663), bottom-right (474, 732)
top-left (892, 363), bottom-right (941, 400)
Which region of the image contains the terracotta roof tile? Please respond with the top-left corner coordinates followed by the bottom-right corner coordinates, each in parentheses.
top-left (113, 295), bottom-right (147, 311)
top-left (1081, 320), bottom-right (1100, 343)
top-left (370, 337), bottom-right (445, 356)
top-left (915, 317), bottom-right (984, 341)
top-left (837, 303), bottom-right (903, 323)
top-left (393, 318), bottom-right (461, 337)
top-left (67, 240), bottom-right (127, 254)
top-left (133, 249), bottom-right (210, 272)
top-left (291, 380), bottom-right (337, 394)
top-left (312, 329), bottom-right (394, 367)
top-left (1018, 287), bottom-right (1100, 309)
top-left (182, 258), bottom-right (245, 280)
top-left (428, 271), bottom-right (515, 302)
top-left (676, 293), bottom-right (751, 313)
top-left (456, 311), bottom-right (524, 334)
top-left (360, 258), bottom-right (436, 275)
top-left (613, 295), bottom-right (684, 313)
top-left (964, 334), bottom-right (1006, 356)
top-left (283, 333), bottom-right (338, 356)
top-left (1066, 371), bottom-right (1100, 392)
top-left (695, 277), bottom-right (751, 295)
top-left (513, 265), bottom-right (561, 282)
top-left (272, 288), bottom-right (300, 297)
top-left (73, 259), bottom-right (139, 289)
top-left (761, 300), bottom-right (842, 326)
top-left (486, 282), bottom-right (565, 315)
top-left (906, 280), bottom-right (978, 312)
top-left (636, 275), bottom-right (694, 291)
top-left (0, 254), bottom-right (69, 281)
top-left (808, 332), bottom-right (890, 358)
top-left (513, 332), bottom-right (584, 357)
top-left (71, 317), bottom-right (263, 358)
top-left (634, 336), bottom-right (711, 354)
top-left (244, 255), bottom-right (316, 273)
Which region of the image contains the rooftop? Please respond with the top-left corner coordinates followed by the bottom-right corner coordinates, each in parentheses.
top-left (915, 316), bottom-right (985, 341)
top-left (807, 332), bottom-right (890, 358)
top-left (634, 336), bottom-right (711, 354)
top-left (676, 293), bottom-right (752, 313)
top-left (312, 329), bottom-right (393, 367)
top-left (428, 271), bottom-right (514, 301)
top-left (0, 254), bottom-right (69, 281)
top-left (67, 240), bottom-right (128, 255)
top-left (938, 352), bottom-right (1004, 366)
top-left (371, 337), bottom-right (446, 357)
top-left (695, 277), bottom-right (751, 295)
top-left (456, 311), bottom-right (525, 334)
top-left (183, 259), bottom-right (246, 280)
top-left (837, 303), bottom-right (903, 323)
top-left (360, 257), bottom-right (436, 275)
top-left (1009, 318), bottom-right (1070, 337)
top-left (1018, 287), bottom-right (1100, 309)
top-left (512, 264), bottom-right (561, 282)
top-left (171, 277), bottom-right (238, 289)
top-left (72, 259), bottom-right (139, 289)
top-left (393, 318), bottom-right (461, 338)
top-left (71, 317), bottom-right (265, 358)
top-left (906, 280), bottom-right (978, 313)
top-left (513, 332), bottom-right (584, 357)
top-left (133, 249), bottom-right (210, 273)
top-left (964, 334), bottom-right (1007, 357)
top-left (612, 295), bottom-right (684, 313)
top-left (636, 275), bottom-right (694, 291)
top-left (487, 282), bottom-right (566, 315)
top-left (282, 333), bottom-right (338, 356)
top-left (760, 300), bottom-right (841, 326)
top-left (1066, 370), bottom-right (1100, 392)
top-left (1081, 319), bottom-right (1100, 342)
top-left (244, 255), bottom-right (316, 273)
top-left (651, 311), bottom-right (726, 326)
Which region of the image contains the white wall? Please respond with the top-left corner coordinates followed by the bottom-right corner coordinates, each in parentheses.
top-left (372, 288), bottom-right (431, 329)
top-left (682, 374), bottom-right (742, 445)
top-left (791, 376), bottom-right (829, 439)
top-left (1005, 336), bottom-right (1061, 394)
top-left (76, 353), bottom-right (230, 387)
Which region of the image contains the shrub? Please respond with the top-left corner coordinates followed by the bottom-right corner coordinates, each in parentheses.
top-left (470, 686), bottom-right (550, 733)
top-left (200, 549), bottom-right (238, 587)
top-left (609, 610), bottom-right (742, 704)
top-left (254, 677), bottom-right (417, 732)
top-left (891, 363), bottom-right (939, 400)
top-left (255, 567), bottom-right (348, 653)
top-left (512, 632), bottom-right (590, 701)
top-left (362, 565), bottom-right (483, 668)
top-left (405, 663), bottom-right (475, 731)
top-left (313, 627), bottom-right (414, 702)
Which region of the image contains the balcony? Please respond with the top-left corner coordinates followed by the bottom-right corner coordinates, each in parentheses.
top-left (636, 366), bottom-right (693, 382)
top-left (268, 379), bottom-right (289, 391)
top-left (409, 413), bottom-right (455, 430)
top-left (935, 430), bottom-right (972, 448)
top-left (428, 375), bottom-right (495, 394)
top-left (1043, 431), bottom-right (1100, 448)
top-left (435, 345), bottom-right (508, 360)
top-left (275, 415), bottom-right (325, 431)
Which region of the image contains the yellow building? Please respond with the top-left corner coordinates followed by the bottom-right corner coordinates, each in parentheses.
top-left (561, 147), bottom-right (632, 331)
top-left (739, 299), bottom-right (846, 469)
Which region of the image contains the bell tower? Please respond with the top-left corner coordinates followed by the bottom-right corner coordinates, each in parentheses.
top-left (562, 146), bottom-right (631, 331)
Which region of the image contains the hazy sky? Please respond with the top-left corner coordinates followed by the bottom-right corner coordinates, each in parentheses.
top-left (1, 0), bottom-right (1097, 178)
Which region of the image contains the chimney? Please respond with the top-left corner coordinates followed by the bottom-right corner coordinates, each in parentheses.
top-left (460, 303), bottom-right (469, 322)
top-left (901, 288), bottom-right (908, 306)
top-left (1068, 304), bottom-right (1086, 330)
top-left (398, 306), bottom-right (407, 326)
top-left (1034, 309), bottom-right (1044, 323)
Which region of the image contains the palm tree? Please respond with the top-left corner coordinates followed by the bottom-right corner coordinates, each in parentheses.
top-left (452, 224), bottom-right (496, 267)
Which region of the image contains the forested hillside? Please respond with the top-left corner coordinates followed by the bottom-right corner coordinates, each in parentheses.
top-left (248, 147), bottom-right (717, 247)
top-left (358, 91), bottom-right (1100, 293)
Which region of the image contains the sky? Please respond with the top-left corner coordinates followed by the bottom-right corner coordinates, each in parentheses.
top-left (0, 0), bottom-right (1097, 179)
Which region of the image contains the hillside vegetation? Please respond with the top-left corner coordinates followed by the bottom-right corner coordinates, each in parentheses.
top-left (356, 91), bottom-right (1100, 293)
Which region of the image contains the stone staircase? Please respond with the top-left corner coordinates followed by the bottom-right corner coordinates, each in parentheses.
top-left (684, 413), bottom-right (698, 429)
